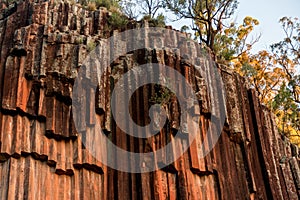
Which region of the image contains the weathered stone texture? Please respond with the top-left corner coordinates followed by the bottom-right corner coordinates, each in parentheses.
top-left (0, 1), bottom-right (299, 199)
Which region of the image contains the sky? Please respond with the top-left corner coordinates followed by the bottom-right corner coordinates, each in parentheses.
top-left (168, 0), bottom-right (300, 53)
top-left (236, 0), bottom-right (300, 52)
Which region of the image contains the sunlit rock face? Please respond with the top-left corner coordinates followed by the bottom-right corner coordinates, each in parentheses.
top-left (0, 1), bottom-right (299, 199)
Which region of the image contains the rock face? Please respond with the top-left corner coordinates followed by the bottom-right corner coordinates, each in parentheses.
top-left (0, 1), bottom-right (300, 199)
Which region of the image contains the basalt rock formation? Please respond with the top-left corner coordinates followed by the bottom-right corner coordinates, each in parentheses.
top-left (0, 1), bottom-right (300, 199)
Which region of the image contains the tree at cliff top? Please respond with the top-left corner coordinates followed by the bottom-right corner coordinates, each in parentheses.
top-left (164, 0), bottom-right (260, 63)
top-left (164, 0), bottom-right (238, 50)
top-left (163, 1), bottom-right (299, 144)
top-left (237, 17), bottom-right (300, 144)
top-left (214, 16), bottom-right (260, 63)
top-left (270, 17), bottom-right (299, 143)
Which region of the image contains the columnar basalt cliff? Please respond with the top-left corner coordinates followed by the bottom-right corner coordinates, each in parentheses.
top-left (0, 1), bottom-right (300, 199)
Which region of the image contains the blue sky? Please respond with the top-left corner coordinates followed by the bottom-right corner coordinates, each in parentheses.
top-left (237, 0), bottom-right (300, 52)
top-left (169, 0), bottom-right (300, 53)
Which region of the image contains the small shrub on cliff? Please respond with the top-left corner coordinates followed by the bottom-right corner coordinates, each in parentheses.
top-left (150, 86), bottom-right (175, 106)
top-left (84, 0), bottom-right (120, 10)
top-left (94, 0), bottom-right (113, 9)
top-left (108, 10), bottom-right (128, 30)
top-left (142, 14), bottom-right (166, 27)
top-left (87, 2), bottom-right (97, 11)
top-left (180, 25), bottom-right (189, 32)
top-left (87, 41), bottom-right (96, 52)
top-left (75, 37), bottom-right (84, 44)
top-left (149, 78), bottom-right (175, 106)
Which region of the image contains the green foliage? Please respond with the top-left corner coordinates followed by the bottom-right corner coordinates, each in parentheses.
top-left (180, 25), bottom-right (189, 32)
top-left (80, 0), bottom-right (120, 10)
top-left (149, 77), bottom-right (175, 105)
top-left (93, 0), bottom-right (118, 9)
top-left (79, 0), bottom-right (129, 30)
top-left (142, 13), bottom-right (166, 27)
top-left (272, 83), bottom-right (296, 111)
top-left (269, 17), bottom-right (300, 140)
top-left (272, 83), bottom-right (300, 141)
top-left (214, 16), bottom-right (260, 63)
top-left (155, 13), bottom-right (165, 27)
top-left (271, 17), bottom-right (300, 103)
top-left (108, 10), bottom-right (128, 30)
top-left (87, 41), bottom-right (96, 52)
top-left (75, 37), bottom-right (84, 44)
top-left (149, 84), bottom-right (174, 105)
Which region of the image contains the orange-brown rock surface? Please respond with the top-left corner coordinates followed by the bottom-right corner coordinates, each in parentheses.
top-left (0, 1), bottom-right (300, 199)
